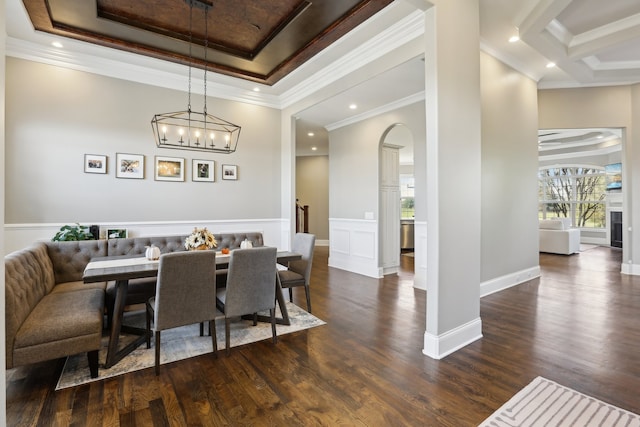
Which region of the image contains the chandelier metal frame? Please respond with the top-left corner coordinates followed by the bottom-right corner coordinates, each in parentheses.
top-left (151, 0), bottom-right (241, 154)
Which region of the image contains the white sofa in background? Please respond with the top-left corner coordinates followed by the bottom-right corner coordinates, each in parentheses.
top-left (539, 218), bottom-right (580, 255)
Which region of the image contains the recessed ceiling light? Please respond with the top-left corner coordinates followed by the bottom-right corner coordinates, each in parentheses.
top-left (349, 104), bottom-right (357, 110)
top-left (52, 41), bottom-right (63, 48)
top-left (253, 87), bottom-right (260, 92)
top-left (311, 146), bottom-right (317, 151)
top-left (307, 132), bottom-right (314, 137)
top-left (546, 62), bottom-right (556, 68)
top-left (508, 35), bottom-right (519, 43)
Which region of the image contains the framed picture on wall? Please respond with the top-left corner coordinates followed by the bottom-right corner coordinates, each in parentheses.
top-left (107, 228), bottom-right (128, 239)
top-left (84, 154), bottom-right (107, 174)
top-left (116, 153), bottom-right (144, 179)
top-left (222, 164), bottom-right (238, 180)
top-left (155, 156), bottom-right (184, 181)
top-left (192, 159), bottom-right (215, 182)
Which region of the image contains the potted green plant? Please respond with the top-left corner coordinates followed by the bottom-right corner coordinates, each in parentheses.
top-left (52, 223), bottom-right (96, 241)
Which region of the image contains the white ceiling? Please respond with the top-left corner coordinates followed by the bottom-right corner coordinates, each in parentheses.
top-left (296, 0), bottom-right (640, 157)
top-left (6, 0), bottom-right (640, 159)
top-left (538, 128), bottom-right (622, 162)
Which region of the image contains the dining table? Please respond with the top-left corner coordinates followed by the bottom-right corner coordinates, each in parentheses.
top-left (83, 249), bottom-right (301, 369)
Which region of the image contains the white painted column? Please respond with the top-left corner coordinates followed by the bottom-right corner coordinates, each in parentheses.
top-left (623, 86), bottom-right (640, 274)
top-left (280, 111), bottom-right (296, 250)
top-left (422, 0), bottom-right (483, 359)
top-left (1, 0), bottom-right (8, 416)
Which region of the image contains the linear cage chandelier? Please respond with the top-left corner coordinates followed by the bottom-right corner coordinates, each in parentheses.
top-left (151, 0), bottom-right (241, 154)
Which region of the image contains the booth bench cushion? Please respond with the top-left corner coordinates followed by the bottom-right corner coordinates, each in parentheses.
top-left (13, 288), bottom-right (104, 366)
top-left (5, 242), bottom-right (104, 375)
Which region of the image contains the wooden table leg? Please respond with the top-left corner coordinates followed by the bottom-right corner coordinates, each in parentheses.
top-left (104, 279), bottom-right (149, 369)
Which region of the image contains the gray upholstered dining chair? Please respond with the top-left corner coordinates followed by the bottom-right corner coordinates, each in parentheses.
top-left (277, 233), bottom-right (316, 313)
top-left (145, 250), bottom-right (220, 375)
top-left (215, 247), bottom-right (278, 355)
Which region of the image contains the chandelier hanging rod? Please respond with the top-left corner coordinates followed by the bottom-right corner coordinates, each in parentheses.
top-left (151, 0), bottom-right (241, 154)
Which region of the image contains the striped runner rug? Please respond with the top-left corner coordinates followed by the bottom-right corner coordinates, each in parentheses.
top-left (480, 376), bottom-right (640, 426)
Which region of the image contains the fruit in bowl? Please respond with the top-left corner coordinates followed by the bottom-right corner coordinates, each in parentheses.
top-left (221, 247), bottom-right (230, 254)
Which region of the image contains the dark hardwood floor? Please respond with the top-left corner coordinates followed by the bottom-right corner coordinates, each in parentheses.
top-left (6, 246), bottom-right (640, 426)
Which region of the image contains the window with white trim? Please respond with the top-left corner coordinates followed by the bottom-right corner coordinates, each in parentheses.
top-left (538, 166), bottom-right (606, 229)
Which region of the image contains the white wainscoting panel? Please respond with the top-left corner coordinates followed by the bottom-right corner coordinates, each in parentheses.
top-left (4, 219), bottom-right (287, 255)
top-left (413, 221), bottom-right (427, 290)
top-left (328, 218), bottom-right (380, 278)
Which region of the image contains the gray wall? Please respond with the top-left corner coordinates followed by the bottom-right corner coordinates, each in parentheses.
top-left (296, 155), bottom-right (329, 240)
top-left (328, 102), bottom-right (426, 221)
top-left (480, 51), bottom-right (540, 282)
top-left (5, 57), bottom-right (282, 224)
top-left (326, 52), bottom-right (540, 289)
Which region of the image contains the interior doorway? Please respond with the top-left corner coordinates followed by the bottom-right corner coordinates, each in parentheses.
top-left (379, 124), bottom-right (414, 275)
top-left (538, 127), bottom-right (623, 250)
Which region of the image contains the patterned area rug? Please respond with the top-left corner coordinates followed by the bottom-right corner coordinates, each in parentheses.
top-left (480, 376), bottom-right (640, 426)
top-left (56, 302), bottom-right (325, 390)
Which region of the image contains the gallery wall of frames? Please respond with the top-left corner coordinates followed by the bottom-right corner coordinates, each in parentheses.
top-left (83, 153), bottom-right (238, 182)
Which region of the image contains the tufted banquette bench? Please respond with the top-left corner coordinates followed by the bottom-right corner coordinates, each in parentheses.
top-left (5, 241), bottom-right (106, 378)
top-left (5, 232), bottom-right (264, 377)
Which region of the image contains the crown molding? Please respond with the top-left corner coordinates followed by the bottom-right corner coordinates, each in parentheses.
top-left (326, 91), bottom-right (425, 131)
top-left (5, 36), bottom-right (282, 108)
top-left (277, 9), bottom-right (426, 109)
top-left (480, 39), bottom-right (541, 82)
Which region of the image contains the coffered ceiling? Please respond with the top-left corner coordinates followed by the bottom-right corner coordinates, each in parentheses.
top-left (481, 0), bottom-right (640, 88)
top-left (20, 0), bottom-right (392, 85)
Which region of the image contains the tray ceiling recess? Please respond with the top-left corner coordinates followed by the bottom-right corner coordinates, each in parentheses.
top-left (21, 0), bottom-right (393, 85)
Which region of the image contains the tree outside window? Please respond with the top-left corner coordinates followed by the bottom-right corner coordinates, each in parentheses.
top-left (538, 166), bottom-right (606, 228)
top-left (400, 175), bottom-right (415, 219)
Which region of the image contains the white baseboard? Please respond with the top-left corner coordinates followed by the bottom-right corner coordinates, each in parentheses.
top-left (480, 266), bottom-right (541, 298)
top-left (422, 318), bottom-right (482, 359)
top-left (580, 237), bottom-right (607, 245)
top-left (621, 262), bottom-right (640, 275)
